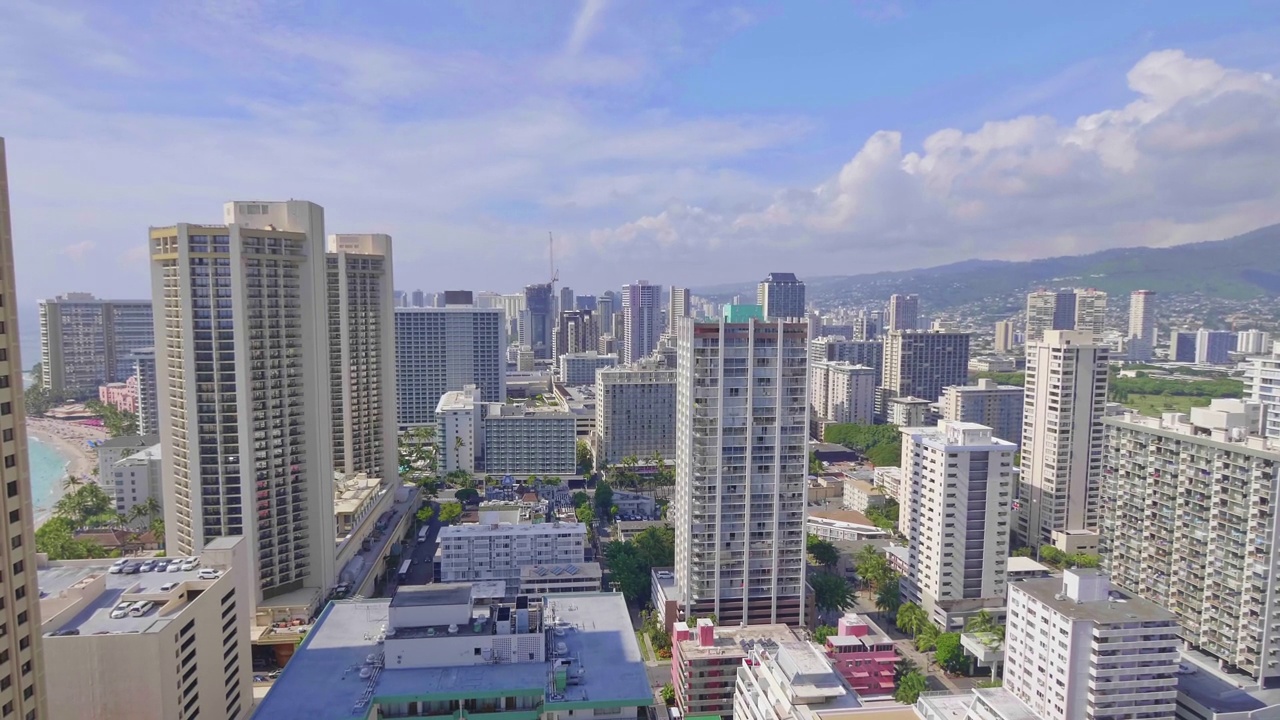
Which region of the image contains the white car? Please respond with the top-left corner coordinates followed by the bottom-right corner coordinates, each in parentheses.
top-left (159, 582), bottom-right (178, 592)
top-left (128, 601), bottom-right (155, 617)
top-left (179, 558), bottom-right (200, 572)
top-left (109, 602), bottom-right (134, 619)
top-left (108, 559), bottom-right (129, 574)
top-left (167, 560), bottom-right (187, 573)
top-left (196, 569), bottom-right (221, 580)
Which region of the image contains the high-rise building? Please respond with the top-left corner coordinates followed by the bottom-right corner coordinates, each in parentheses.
top-left (38, 293), bottom-right (153, 396)
top-left (809, 337), bottom-right (883, 382)
top-left (809, 361), bottom-right (876, 425)
top-left (593, 360), bottom-right (676, 469)
top-left (756, 272), bottom-right (806, 320)
top-left (938, 379), bottom-right (1024, 446)
top-left (669, 286), bottom-right (690, 331)
top-left (595, 296), bottom-right (614, 336)
top-left (552, 309), bottom-right (599, 360)
top-left (673, 317), bottom-right (808, 626)
top-left (1194, 328), bottom-right (1237, 364)
top-left (1246, 340), bottom-right (1280, 438)
top-left (519, 283), bottom-right (553, 359)
top-left (1017, 330), bottom-right (1109, 548)
top-left (886, 293), bottom-right (918, 332)
top-left (1004, 570), bottom-right (1180, 720)
top-left (1101, 400), bottom-right (1280, 683)
top-left (1238, 329), bottom-right (1273, 356)
top-left (993, 320), bottom-right (1016, 354)
top-left (1170, 330), bottom-right (1198, 362)
top-left (574, 294), bottom-right (596, 312)
top-left (151, 200), bottom-right (335, 603)
top-left (410, 289), bottom-right (425, 308)
top-left (438, 521), bottom-right (587, 595)
top-left (880, 330), bottom-right (970, 410)
top-left (900, 422), bottom-right (1016, 631)
top-left (0, 137), bottom-right (49, 720)
top-left (559, 351), bottom-right (617, 386)
top-left (559, 286), bottom-right (574, 318)
top-left (325, 234), bottom-right (396, 479)
top-left (132, 346), bottom-right (159, 436)
top-left (1025, 289), bottom-right (1107, 344)
top-left (621, 280), bottom-right (662, 364)
top-left (1126, 290), bottom-right (1156, 362)
top-left (394, 305), bottom-right (505, 427)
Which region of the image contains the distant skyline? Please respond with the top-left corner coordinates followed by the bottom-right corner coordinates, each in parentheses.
top-left (2, 1), bottom-right (1280, 305)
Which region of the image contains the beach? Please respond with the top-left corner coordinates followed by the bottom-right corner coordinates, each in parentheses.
top-left (25, 417), bottom-right (108, 527)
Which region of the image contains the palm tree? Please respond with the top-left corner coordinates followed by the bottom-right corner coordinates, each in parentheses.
top-left (61, 475), bottom-right (84, 492)
top-left (896, 602), bottom-right (928, 637)
top-left (136, 496), bottom-right (162, 524)
top-left (810, 572), bottom-right (857, 619)
top-left (875, 582), bottom-right (902, 618)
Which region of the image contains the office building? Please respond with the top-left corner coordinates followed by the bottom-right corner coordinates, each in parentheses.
top-left (0, 138), bottom-right (49, 719)
top-left (887, 293), bottom-right (919, 332)
top-left (1246, 341), bottom-right (1280, 439)
top-left (519, 283), bottom-right (554, 359)
top-left (939, 379), bottom-right (1024, 445)
top-left (483, 404), bottom-right (577, 476)
top-left (621, 280), bottom-right (662, 363)
top-left (1003, 570), bottom-right (1180, 720)
top-left (551, 309), bottom-right (599, 361)
top-left (1100, 400), bottom-right (1280, 683)
top-left (820, 614), bottom-right (897, 697)
top-left (1170, 330), bottom-right (1198, 363)
top-left (1195, 328), bottom-right (1236, 364)
top-left (809, 337), bottom-right (883, 382)
top-left (993, 320), bottom-right (1016, 354)
top-left (394, 305), bottom-right (505, 427)
top-left (39, 537), bottom-right (252, 720)
top-left (881, 330), bottom-right (970, 410)
top-left (595, 296), bottom-right (614, 336)
top-left (252, 584), bottom-right (652, 720)
top-left (1126, 289), bottom-right (1156, 362)
top-left (558, 350), bottom-right (617, 386)
top-left (1017, 330), bottom-right (1108, 549)
top-left (1025, 288), bottom-right (1107, 344)
top-left (435, 386), bottom-right (483, 474)
top-left (438, 522), bottom-right (586, 595)
top-left (326, 234), bottom-right (396, 478)
top-left (559, 286), bottom-right (574, 317)
top-left (131, 347), bottom-right (159, 436)
top-left (38, 293), bottom-right (153, 396)
top-left (1239, 329), bottom-right (1273, 356)
top-left (409, 289), bottom-right (425, 307)
top-left (593, 361), bottom-right (676, 469)
top-left (669, 286), bottom-right (690, 331)
top-left (672, 621), bottom-right (795, 718)
top-left (574, 294), bottom-right (596, 312)
top-left (900, 422), bottom-right (1016, 631)
top-left (673, 317), bottom-right (808, 626)
top-left (810, 361), bottom-right (876, 425)
top-left (151, 200), bottom-right (336, 603)
top-left (756, 272), bottom-right (806, 320)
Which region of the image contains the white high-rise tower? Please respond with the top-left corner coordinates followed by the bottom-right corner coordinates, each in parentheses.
top-left (622, 280), bottom-right (662, 363)
top-left (1126, 289), bottom-right (1156, 362)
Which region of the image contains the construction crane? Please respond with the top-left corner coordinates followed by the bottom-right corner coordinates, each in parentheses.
top-left (548, 231), bottom-right (559, 290)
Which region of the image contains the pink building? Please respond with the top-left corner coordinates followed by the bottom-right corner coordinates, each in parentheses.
top-left (823, 613), bottom-right (897, 696)
top-left (98, 375), bottom-right (138, 415)
top-left (671, 619), bottom-right (795, 720)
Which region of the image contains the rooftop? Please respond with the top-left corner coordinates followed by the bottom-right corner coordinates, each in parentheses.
top-left (1005, 556), bottom-right (1052, 575)
top-left (389, 583), bottom-right (477, 608)
top-left (439, 521), bottom-right (586, 538)
top-left (96, 434), bottom-right (160, 450)
top-left (118, 443), bottom-right (161, 464)
top-left (253, 591), bottom-right (651, 720)
top-left (808, 509), bottom-right (879, 529)
top-left (1011, 574), bottom-right (1177, 625)
top-left (675, 622), bottom-right (796, 660)
top-left (1176, 648), bottom-right (1280, 713)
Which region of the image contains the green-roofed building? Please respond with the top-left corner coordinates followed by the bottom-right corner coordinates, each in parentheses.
top-left (722, 304), bottom-right (764, 322)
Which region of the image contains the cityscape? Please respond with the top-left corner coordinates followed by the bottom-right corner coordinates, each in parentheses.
top-left (3, 3), bottom-right (1280, 720)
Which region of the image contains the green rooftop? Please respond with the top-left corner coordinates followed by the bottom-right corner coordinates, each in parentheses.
top-left (722, 304), bottom-right (764, 322)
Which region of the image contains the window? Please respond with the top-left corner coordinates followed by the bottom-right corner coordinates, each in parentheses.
top-left (8, 537), bottom-right (17, 550)
top-left (3, 457), bottom-right (13, 470)
top-left (16, 613), bottom-right (25, 627)
top-left (1, 430), bottom-right (10, 442)
top-left (0, 404), bottom-right (9, 417)
top-left (17, 637), bottom-right (27, 651)
top-left (5, 511), bottom-right (14, 524)
top-left (11, 561), bottom-right (20, 576)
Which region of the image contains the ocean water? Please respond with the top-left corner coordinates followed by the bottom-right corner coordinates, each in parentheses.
top-left (27, 435), bottom-right (70, 514)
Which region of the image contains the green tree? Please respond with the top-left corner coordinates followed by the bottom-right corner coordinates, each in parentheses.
top-left (823, 423), bottom-right (902, 467)
top-left (594, 482), bottom-right (614, 520)
top-left (914, 623), bottom-right (940, 652)
top-left (864, 500), bottom-right (899, 532)
top-left (660, 683), bottom-right (675, 706)
top-left (812, 625), bottom-right (838, 644)
top-left (454, 488), bottom-right (481, 505)
top-left (542, 476), bottom-right (563, 487)
top-left (53, 483), bottom-right (115, 530)
top-left (571, 491), bottom-right (590, 509)
top-left (973, 371), bottom-right (1026, 387)
top-left (853, 546), bottom-right (896, 590)
top-left (35, 517), bottom-right (112, 560)
top-left (806, 534), bottom-right (840, 567)
top-left (964, 610), bottom-right (998, 634)
top-left (875, 582), bottom-right (902, 617)
top-left (934, 632), bottom-right (967, 674)
top-left (896, 602), bottom-right (929, 637)
top-left (416, 504), bottom-right (436, 525)
top-left (576, 441), bottom-right (594, 475)
top-left (650, 451), bottom-right (674, 489)
top-left (398, 426), bottom-right (439, 496)
top-left (1069, 553), bottom-right (1100, 568)
top-left (84, 400), bottom-right (138, 438)
top-left (893, 671), bottom-right (928, 704)
top-left (601, 526), bottom-right (674, 603)
top-left (438, 501), bottom-right (463, 524)
top-left (810, 572), bottom-right (857, 614)
top-left (1038, 545), bottom-right (1067, 568)
top-left (575, 505), bottom-right (595, 525)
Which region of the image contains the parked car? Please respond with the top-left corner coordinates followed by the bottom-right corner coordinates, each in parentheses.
top-left (196, 569), bottom-right (221, 580)
top-left (129, 601), bottom-right (155, 617)
top-left (122, 562), bottom-right (143, 575)
top-left (160, 582), bottom-right (178, 592)
top-left (153, 559), bottom-right (170, 572)
top-left (49, 628), bottom-right (80, 637)
top-left (139, 560), bottom-right (156, 572)
top-left (180, 557), bottom-right (200, 571)
top-left (109, 559), bottom-right (129, 574)
top-left (110, 602), bottom-right (135, 619)
top-left (167, 560), bottom-right (187, 573)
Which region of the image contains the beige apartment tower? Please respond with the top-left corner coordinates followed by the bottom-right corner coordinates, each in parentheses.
top-left (151, 201), bottom-right (336, 603)
top-left (326, 233), bottom-right (397, 479)
top-left (1126, 290), bottom-right (1156, 361)
top-left (1025, 289), bottom-right (1107, 344)
top-left (993, 320), bottom-right (1016, 354)
top-left (0, 138), bottom-right (50, 720)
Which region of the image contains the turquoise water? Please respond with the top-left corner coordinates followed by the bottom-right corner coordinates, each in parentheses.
top-left (27, 435), bottom-right (70, 514)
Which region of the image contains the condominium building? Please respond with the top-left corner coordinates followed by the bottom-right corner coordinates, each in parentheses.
top-left (900, 421), bottom-right (1016, 630)
top-left (1100, 400), bottom-right (1280, 683)
top-left (559, 286), bottom-right (574, 316)
top-left (551, 309), bottom-right (600, 361)
top-left (394, 305), bottom-right (505, 427)
top-left (105, 442), bottom-right (162, 516)
top-left (1025, 288), bottom-right (1107, 344)
top-left (326, 234), bottom-right (396, 478)
top-left (438, 522), bottom-right (586, 595)
top-left (670, 286), bottom-right (691, 331)
top-left (1170, 330), bottom-right (1198, 363)
top-left (519, 283), bottom-right (553, 359)
top-left (483, 404), bottom-right (577, 476)
top-left (1195, 328), bottom-right (1237, 365)
top-left (735, 629), bottom-right (866, 720)
top-left (820, 614), bottom-right (897, 697)
top-left (1126, 290), bottom-right (1156, 362)
top-left (672, 621), bottom-right (794, 719)
top-left (0, 137), bottom-right (49, 720)
top-left (435, 386), bottom-right (483, 474)
top-left (939, 379), bottom-right (1024, 445)
top-left (593, 361), bottom-right (676, 468)
top-left (559, 350), bottom-right (617, 386)
top-left (756, 272), bottom-right (806, 320)
top-left (132, 347), bottom-right (159, 435)
top-left (993, 319), bottom-right (1017, 354)
top-left (1003, 570), bottom-right (1180, 720)
top-left (95, 434), bottom-right (160, 505)
top-left (1239, 329), bottom-right (1273, 356)
top-left (595, 296), bottom-right (615, 335)
top-left (253, 584), bottom-right (652, 720)
top-left (887, 293), bottom-right (919, 331)
top-left (881, 330), bottom-right (970, 411)
top-left (38, 292), bottom-right (153, 396)
top-left (673, 317), bottom-right (808, 626)
top-left (622, 280), bottom-right (662, 363)
top-left (1018, 330), bottom-right (1109, 549)
top-left (151, 200), bottom-right (336, 603)
top-left (1246, 340), bottom-right (1280, 439)
top-left (39, 537), bottom-right (252, 720)
top-left (886, 396), bottom-right (934, 427)
top-left (809, 337), bottom-right (883, 383)
top-left (809, 361), bottom-right (876, 426)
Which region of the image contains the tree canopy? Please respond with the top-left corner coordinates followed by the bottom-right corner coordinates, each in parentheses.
top-left (438, 501), bottom-right (463, 524)
top-left (823, 423), bottom-right (901, 467)
top-left (894, 671), bottom-right (928, 704)
top-left (934, 632), bottom-right (967, 674)
top-left (811, 625), bottom-right (837, 644)
top-left (601, 525), bottom-right (674, 603)
top-left (810, 571), bottom-right (857, 613)
top-left (806, 534), bottom-right (840, 567)
top-left (35, 517), bottom-right (113, 560)
top-left (594, 481), bottom-right (615, 520)
top-left (85, 400), bottom-right (138, 437)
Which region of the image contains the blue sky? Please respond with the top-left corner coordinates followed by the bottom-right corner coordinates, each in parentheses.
top-left (2, 0), bottom-right (1280, 309)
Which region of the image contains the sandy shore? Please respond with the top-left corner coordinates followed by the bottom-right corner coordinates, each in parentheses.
top-left (25, 417), bottom-right (108, 527)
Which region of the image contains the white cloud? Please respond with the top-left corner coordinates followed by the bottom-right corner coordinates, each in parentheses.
top-left (566, 0), bottom-right (608, 55)
top-left (60, 241), bottom-right (96, 262)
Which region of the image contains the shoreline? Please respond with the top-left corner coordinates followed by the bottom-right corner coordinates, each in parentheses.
top-left (25, 417), bottom-right (108, 529)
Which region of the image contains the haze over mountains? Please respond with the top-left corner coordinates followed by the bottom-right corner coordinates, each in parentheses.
top-left (697, 223), bottom-right (1280, 311)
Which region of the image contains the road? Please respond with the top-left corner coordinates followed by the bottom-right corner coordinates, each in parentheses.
top-left (373, 501), bottom-right (440, 595)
